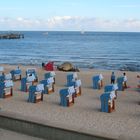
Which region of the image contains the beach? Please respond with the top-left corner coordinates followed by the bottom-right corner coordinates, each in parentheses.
top-left (0, 64), bottom-right (140, 140)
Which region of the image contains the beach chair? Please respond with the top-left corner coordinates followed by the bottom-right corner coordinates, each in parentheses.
top-left (117, 77), bottom-right (125, 91)
top-left (104, 84), bottom-right (118, 99)
top-left (28, 84), bottom-right (44, 103)
top-left (26, 68), bottom-right (38, 82)
top-left (21, 75), bottom-right (35, 92)
top-left (44, 71), bottom-right (55, 84)
top-left (67, 72), bottom-right (78, 87)
top-left (10, 68), bottom-right (22, 81)
top-left (0, 73), bottom-right (12, 82)
top-left (59, 86), bottom-right (75, 107)
top-left (0, 80), bottom-right (14, 98)
top-left (92, 74), bottom-right (103, 89)
top-left (100, 91), bottom-right (116, 113)
top-left (40, 77), bottom-right (54, 94)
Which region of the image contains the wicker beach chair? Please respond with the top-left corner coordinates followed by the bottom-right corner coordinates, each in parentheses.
top-left (28, 84), bottom-right (44, 103)
top-left (44, 71), bottom-right (56, 84)
top-left (0, 80), bottom-right (14, 98)
top-left (21, 75), bottom-right (36, 92)
top-left (59, 86), bottom-right (75, 107)
top-left (10, 68), bottom-right (22, 81)
top-left (40, 77), bottom-right (54, 94)
top-left (92, 74), bottom-right (103, 89)
top-left (26, 68), bottom-right (38, 82)
top-left (100, 91), bottom-right (116, 113)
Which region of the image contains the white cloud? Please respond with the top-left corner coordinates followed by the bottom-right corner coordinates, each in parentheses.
top-left (0, 16), bottom-right (140, 31)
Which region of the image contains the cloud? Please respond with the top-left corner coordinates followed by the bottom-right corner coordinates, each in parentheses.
top-left (0, 16), bottom-right (140, 31)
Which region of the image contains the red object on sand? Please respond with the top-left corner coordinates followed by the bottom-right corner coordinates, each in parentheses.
top-left (44, 61), bottom-right (54, 71)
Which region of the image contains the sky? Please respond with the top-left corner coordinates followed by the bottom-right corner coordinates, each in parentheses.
top-left (0, 0), bottom-right (140, 31)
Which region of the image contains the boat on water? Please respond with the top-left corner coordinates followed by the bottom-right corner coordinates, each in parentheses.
top-left (80, 30), bottom-right (85, 34)
top-left (43, 32), bottom-right (49, 35)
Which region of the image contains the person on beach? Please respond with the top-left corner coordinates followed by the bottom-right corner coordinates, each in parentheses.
top-left (123, 72), bottom-right (127, 88)
top-left (42, 62), bottom-right (45, 69)
top-left (111, 71), bottom-right (115, 84)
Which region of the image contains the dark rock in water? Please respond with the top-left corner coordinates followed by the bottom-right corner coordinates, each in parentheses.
top-left (57, 62), bottom-right (79, 72)
top-left (119, 64), bottom-right (140, 71)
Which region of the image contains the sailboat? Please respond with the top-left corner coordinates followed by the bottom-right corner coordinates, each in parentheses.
top-left (81, 30), bottom-right (85, 34)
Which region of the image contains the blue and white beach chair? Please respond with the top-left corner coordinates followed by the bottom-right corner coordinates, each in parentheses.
top-left (100, 91), bottom-right (116, 113)
top-left (28, 84), bottom-right (44, 103)
top-left (59, 86), bottom-right (75, 107)
top-left (26, 68), bottom-right (38, 82)
top-left (117, 77), bottom-right (125, 91)
top-left (40, 77), bottom-right (54, 94)
top-left (0, 80), bottom-right (14, 98)
top-left (66, 72), bottom-right (78, 87)
top-left (44, 71), bottom-right (55, 84)
top-left (21, 74), bottom-right (36, 92)
top-left (0, 73), bottom-right (12, 82)
top-left (10, 67), bottom-right (22, 81)
top-left (92, 74), bottom-right (103, 89)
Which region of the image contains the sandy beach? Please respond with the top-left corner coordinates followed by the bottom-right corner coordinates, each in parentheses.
top-left (0, 64), bottom-right (140, 139)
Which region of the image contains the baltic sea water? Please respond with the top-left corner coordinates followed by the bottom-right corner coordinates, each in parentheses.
top-left (0, 31), bottom-right (140, 71)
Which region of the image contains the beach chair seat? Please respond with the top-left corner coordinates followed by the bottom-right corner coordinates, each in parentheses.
top-left (34, 92), bottom-right (42, 102)
top-left (28, 84), bottom-right (44, 103)
top-left (100, 91), bottom-right (116, 113)
top-left (5, 73), bottom-right (12, 80)
top-left (4, 87), bottom-right (13, 98)
top-left (45, 84), bottom-right (54, 94)
top-left (10, 69), bottom-right (22, 81)
top-left (92, 74), bottom-right (103, 89)
top-left (66, 93), bottom-right (74, 106)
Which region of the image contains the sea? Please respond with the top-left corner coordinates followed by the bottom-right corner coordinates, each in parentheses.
top-left (0, 31), bottom-right (140, 71)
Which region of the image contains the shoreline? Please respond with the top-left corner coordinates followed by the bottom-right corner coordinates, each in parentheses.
top-left (1, 63), bottom-right (140, 72)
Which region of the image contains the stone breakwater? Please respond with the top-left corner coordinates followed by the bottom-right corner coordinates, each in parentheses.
top-left (0, 33), bottom-right (24, 39)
